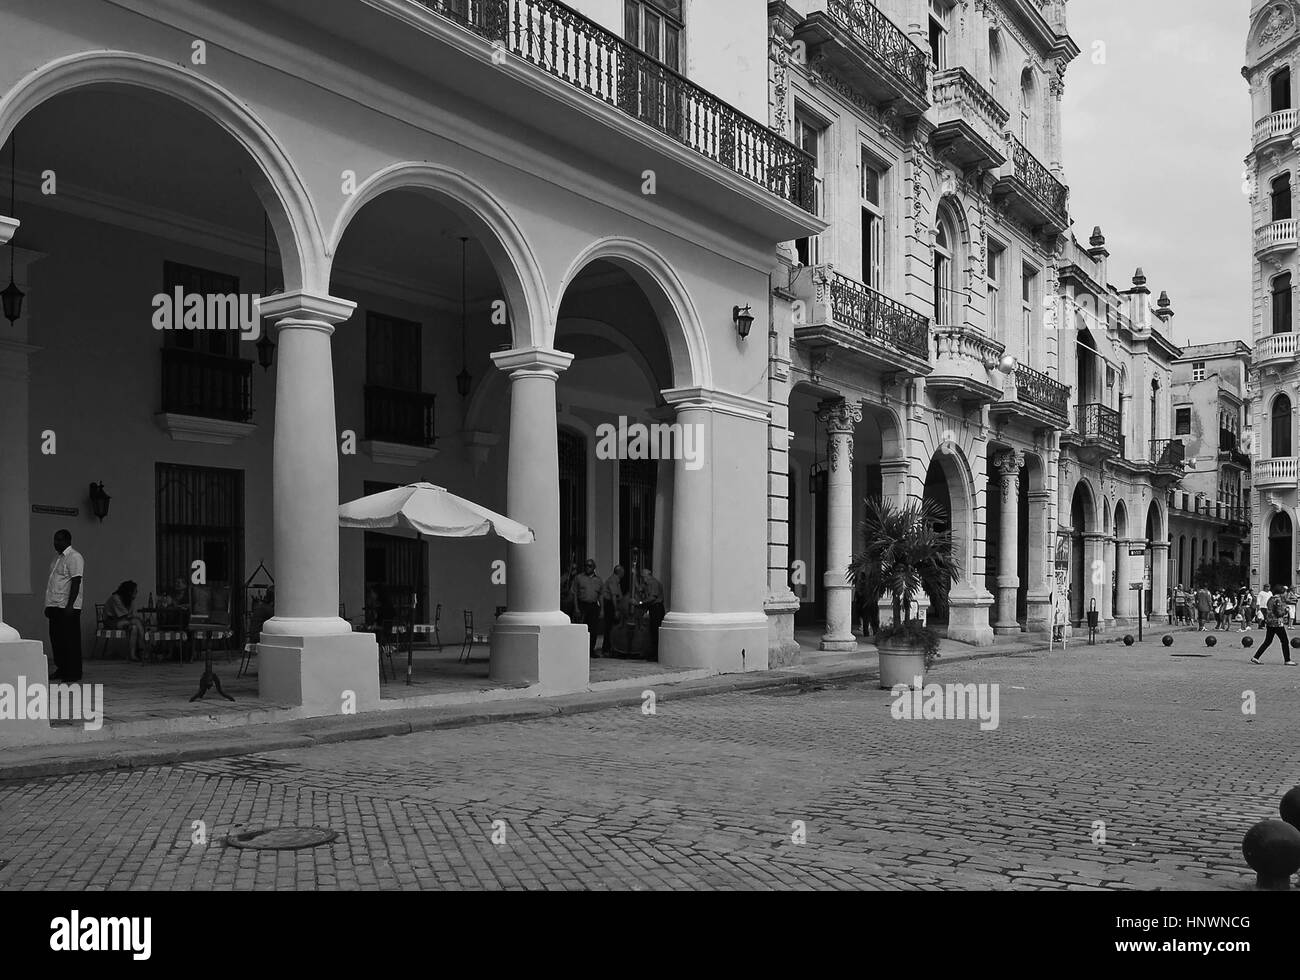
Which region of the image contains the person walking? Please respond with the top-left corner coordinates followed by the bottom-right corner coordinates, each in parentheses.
top-left (571, 559), bottom-right (605, 658)
top-left (1194, 585), bottom-right (1212, 631)
top-left (1252, 585), bottom-right (1296, 665)
top-left (44, 529), bottom-right (85, 683)
top-left (1219, 590), bottom-right (1235, 631)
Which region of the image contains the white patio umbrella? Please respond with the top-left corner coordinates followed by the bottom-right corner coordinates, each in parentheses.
top-left (338, 482), bottom-right (534, 544)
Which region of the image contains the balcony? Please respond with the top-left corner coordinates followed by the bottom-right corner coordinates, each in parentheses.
top-left (931, 68), bottom-right (1010, 169)
top-left (1255, 218), bottom-right (1299, 257)
top-left (927, 325), bottom-right (1006, 405)
top-left (156, 347), bottom-right (256, 444)
top-left (1254, 456), bottom-right (1299, 489)
top-left (1255, 330), bottom-right (1298, 367)
top-left (363, 384), bottom-right (438, 465)
top-left (795, 0), bottom-right (930, 119)
top-left (1065, 403), bottom-right (1121, 461)
top-left (1218, 430), bottom-right (1252, 469)
top-left (1148, 439), bottom-right (1187, 486)
top-left (991, 133), bottom-right (1069, 235)
top-left (398, 0), bottom-right (819, 240)
top-left (1253, 108), bottom-right (1300, 149)
top-left (989, 362), bottom-right (1070, 430)
top-left (793, 266), bottom-right (930, 375)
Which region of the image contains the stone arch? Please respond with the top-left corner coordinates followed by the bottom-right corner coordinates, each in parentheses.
top-left (556, 237), bottom-right (710, 389)
top-left (328, 162), bottom-right (549, 350)
top-left (1145, 498), bottom-right (1166, 543)
top-left (1070, 478), bottom-right (1100, 532)
top-left (924, 442), bottom-right (976, 584)
top-left (0, 50), bottom-right (324, 291)
top-left (1114, 498), bottom-right (1129, 540)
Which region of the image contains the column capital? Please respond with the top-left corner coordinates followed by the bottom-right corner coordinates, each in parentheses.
top-left (491, 345), bottom-right (574, 380)
top-left (661, 386), bottom-right (770, 422)
top-left (817, 398), bottom-right (863, 434)
top-left (257, 290), bottom-right (356, 332)
top-left (1149, 541), bottom-right (1171, 554)
top-left (0, 215), bottom-right (18, 246)
top-left (993, 449), bottom-right (1025, 476)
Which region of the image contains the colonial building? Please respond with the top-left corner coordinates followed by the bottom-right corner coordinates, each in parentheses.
top-left (1053, 231), bottom-right (1183, 629)
top-left (0, 0), bottom-right (823, 717)
top-left (1245, 1), bottom-right (1300, 594)
top-left (1168, 342), bottom-right (1252, 589)
top-left (764, 0), bottom-right (1077, 655)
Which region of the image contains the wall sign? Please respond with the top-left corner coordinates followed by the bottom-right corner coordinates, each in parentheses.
top-left (31, 504), bottom-right (79, 517)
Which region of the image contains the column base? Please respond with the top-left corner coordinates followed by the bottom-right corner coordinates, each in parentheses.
top-left (764, 593), bottom-right (802, 668)
top-left (993, 623), bottom-right (1023, 636)
top-left (258, 631), bottom-right (379, 716)
top-left (948, 587), bottom-right (994, 647)
top-left (489, 622), bottom-right (589, 692)
top-left (820, 634), bottom-right (858, 652)
top-left (1026, 595), bottom-right (1052, 634)
top-left (659, 613), bottom-right (769, 672)
top-left (0, 639), bottom-right (50, 739)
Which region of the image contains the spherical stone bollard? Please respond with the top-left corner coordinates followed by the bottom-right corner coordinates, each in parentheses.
top-left (1243, 635), bottom-right (1254, 648)
top-left (1205, 635), bottom-right (1217, 647)
top-left (1242, 820), bottom-right (1300, 890)
top-left (1291, 637), bottom-right (1300, 649)
top-left (1123, 635), bottom-right (1135, 646)
top-left (1162, 635), bottom-right (1174, 647)
top-left (1282, 787), bottom-right (1300, 832)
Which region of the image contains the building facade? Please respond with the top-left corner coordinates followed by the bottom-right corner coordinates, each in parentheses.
top-left (1169, 342), bottom-right (1252, 590)
top-left (764, 0), bottom-right (1079, 656)
top-left (0, 0), bottom-right (823, 716)
top-left (1245, 1), bottom-right (1300, 595)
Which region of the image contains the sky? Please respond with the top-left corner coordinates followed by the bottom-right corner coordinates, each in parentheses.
top-left (1061, 0), bottom-right (1252, 346)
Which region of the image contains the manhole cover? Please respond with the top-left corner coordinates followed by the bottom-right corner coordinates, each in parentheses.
top-left (225, 826), bottom-right (338, 850)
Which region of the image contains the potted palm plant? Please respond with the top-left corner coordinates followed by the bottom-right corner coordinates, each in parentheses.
top-left (846, 498), bottom-right (961, 690)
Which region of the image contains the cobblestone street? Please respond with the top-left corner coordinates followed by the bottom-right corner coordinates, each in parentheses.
top-left (1, 627), bottom-right (1297, 890)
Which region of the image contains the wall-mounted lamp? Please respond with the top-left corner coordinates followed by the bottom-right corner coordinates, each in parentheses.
top-left (733, 304), bottom-right (755, 340)
top-left (3, 133), bottom-right (24, 325)
top-left (255, 328), bottom-right (276, 372)
top-left (999, 353), bottom-right (1019, 374)
top-left (89, 482), bottom-right (111, 521)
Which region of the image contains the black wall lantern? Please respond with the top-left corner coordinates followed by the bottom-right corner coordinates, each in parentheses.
top-left (3, 133), bottom-right (24, 325)
top-left (89, 482), bottom-right (111, 521)
top-left (733, 304), bottom-right (755, 339)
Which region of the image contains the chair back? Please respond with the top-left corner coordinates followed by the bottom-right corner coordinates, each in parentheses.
top-left (434, 603), bottom-right (442, 625)
top-left (191, 584), bottom-right (232, 626)
top-left (94, 603), bottom-right (106, 628)
top-left (463, 609), bottom-right (473, 632)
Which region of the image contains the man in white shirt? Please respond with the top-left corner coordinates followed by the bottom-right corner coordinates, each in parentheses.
top-left (44, 529), bottom-right (84, 682)
top-left (1258, 585), bottom-right (1273, 629)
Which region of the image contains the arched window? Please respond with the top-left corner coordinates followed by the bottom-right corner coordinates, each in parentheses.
top-left (1273, 67), bottom-right (1292, 114)
top-left (1273, 272), bottom-right (1292, 334)
top-left (1272, 173), bottom-right (1292, 222)
top-left (989, 30), bottom-right (1002, 98)
top-left (933, 206), bottom-right (960, 326)
top-left (1020, 67), bottom-right (1035, 145)
top-left (1273, 394), bottom-right (1292, 458)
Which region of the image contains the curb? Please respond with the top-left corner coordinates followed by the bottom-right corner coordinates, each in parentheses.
top-left (0, 639), bottom-right (1047, 782)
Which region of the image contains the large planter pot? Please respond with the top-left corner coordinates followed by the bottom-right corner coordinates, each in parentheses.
top-left (876, 637), bottom-right (927, 690)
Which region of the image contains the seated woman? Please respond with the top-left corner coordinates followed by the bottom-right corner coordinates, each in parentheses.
top-left (104, 580), bottom-right (146, 663)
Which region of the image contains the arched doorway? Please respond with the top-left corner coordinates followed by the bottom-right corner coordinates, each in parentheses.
top-left (1269, 512), bottom-right (1293, 589)
top-left (1069, 482), bottom-right (1095, 622)
top-left (1113, 500), bottom-right (1128, 618)
top-left (924, 458), bottom-right (954, 625)
top-left (1145, 501), bottom-right (1161, 617)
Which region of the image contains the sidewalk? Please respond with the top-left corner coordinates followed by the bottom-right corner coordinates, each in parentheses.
top-left (0, 628), bottom-right (1075, 781)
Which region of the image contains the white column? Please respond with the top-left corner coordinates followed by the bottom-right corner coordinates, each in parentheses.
top-left (1115, 538), bottom-right (1135, 623)
top-left (819, 399), bottom-right (862, 651)
top-left (256, 291), bottom-right (378, 714)
top-left (488, 347), bottom-right (588, 689)
top-left (993, 450), bottom-right (1023, 634)
top-left (1083, 532), bottom-right (1107, 629)
top-left (1150, 542), bottom-right (1170, 620)
top-left (1026, 488), bottom-right (1053, 632)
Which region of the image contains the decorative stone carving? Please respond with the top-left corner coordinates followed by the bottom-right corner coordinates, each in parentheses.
top-left (819, 399), bottom-right (863, 436)
top-left (1260, 3), bottom-right (1297, 49)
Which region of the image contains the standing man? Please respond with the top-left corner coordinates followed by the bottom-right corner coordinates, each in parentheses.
top-left (1194, 585), bottom-right (1212, 631)
top-left (44, 529), bottom-right (84, 683)
top-left (640, 568), bottom-right (666, 660)
top-left (1252, 585), bottom-right (1296, 666)
top-left (600, 565), bottom-right (624, 656)
top-left (571, 558), bottom-right (605, 658)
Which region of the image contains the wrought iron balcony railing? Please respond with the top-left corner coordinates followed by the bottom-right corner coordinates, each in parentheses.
top-left (1150, 439), bottom-right (1186, 470)
top-left (365, 385), bottom-right (437, 447)
top-left (828, 270), bottom-right (929, 361)
top-left (419, 0), bottom-right (816, 212)
top-left (1004, 132), bottom-right (1068, 219)
top-left (1077, 403), bottom-right (1120, 449)
top-left (824, 0), bottom-right (929, 98)
top-left (1013, 363), bottom-right (1069, 419)
top-left (161, 347), bottom-right (253, 423)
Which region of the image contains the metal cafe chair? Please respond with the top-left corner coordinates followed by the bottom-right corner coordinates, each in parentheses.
top-left (91, 603), bottom-right (129, 660)
top-left (144, 606), bottom-right (187, 664)
top-left (459, 609), bottom-right (486, 663)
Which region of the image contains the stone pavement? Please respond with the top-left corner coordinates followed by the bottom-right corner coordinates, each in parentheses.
top-left (0, 624), bottom-right (1293, 890)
